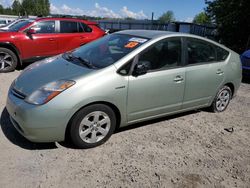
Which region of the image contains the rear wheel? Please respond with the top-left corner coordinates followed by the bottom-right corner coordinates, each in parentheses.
top-left (210, 85), bottom-right (232, 112)
top-left (70, 104), bottom-right (116, 149)
top-left (0, 47), bottom-right (18, 73)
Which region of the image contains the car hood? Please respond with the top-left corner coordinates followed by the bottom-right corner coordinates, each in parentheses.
top-left (13, 55), bottom-right (94, 96)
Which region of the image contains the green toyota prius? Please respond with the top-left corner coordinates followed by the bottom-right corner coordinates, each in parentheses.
top-left (6, 30), bottom-right (242, 148)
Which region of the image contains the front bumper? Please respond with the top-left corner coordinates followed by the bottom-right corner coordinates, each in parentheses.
top-left (6, 90), bottom-right (71, 143)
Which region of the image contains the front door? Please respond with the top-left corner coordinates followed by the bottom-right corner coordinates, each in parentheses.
top-left (20, 21), bottom-right (58, 59)
top-left (127, 37), bottom-right (185, 122)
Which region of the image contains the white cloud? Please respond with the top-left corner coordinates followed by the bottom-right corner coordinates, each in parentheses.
top-left (50, 4), bottom-right (85, 15)
top-left (121, 6), bottom-right (147, 19)
top-left (185, 17), bottom-right (193, 23)
top-left (92, 3), bottom-right (120, 18)
top-left (50, 3), bottom-right (148, 19)
top-left (0, 0), bottom-right (13, 8)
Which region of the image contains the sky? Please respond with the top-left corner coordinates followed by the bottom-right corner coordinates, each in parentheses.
top-left (0, 0), bottom-right (207, 22)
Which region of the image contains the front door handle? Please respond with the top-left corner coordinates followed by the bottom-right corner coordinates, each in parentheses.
top-left (216, 69), bottom-right (224, 75)
top-left (174, 76), bottom-right (184, 83)
top-left (49, 38), bottom-right (55, 41)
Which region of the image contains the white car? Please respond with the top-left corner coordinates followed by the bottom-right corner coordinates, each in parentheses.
top-left (0, 19), bottom-right (29, 31)
top-left (0, 19), bottom-right (12, 27)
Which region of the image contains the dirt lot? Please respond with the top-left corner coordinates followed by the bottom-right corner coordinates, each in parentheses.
top-left (0, 71), bottom-right (249, 188)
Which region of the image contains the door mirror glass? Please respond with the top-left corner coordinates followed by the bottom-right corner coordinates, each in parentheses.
top-left (133, 61), bottom-right (151, 76)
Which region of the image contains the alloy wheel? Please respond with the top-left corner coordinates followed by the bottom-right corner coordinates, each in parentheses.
top-left (78, 111), bottom-right (111, 143)
top-left (0, 52), bottom-right (13, 71)
top-left (216, 89), bottom-right (230, 111)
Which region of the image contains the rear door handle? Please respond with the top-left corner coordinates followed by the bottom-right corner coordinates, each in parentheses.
top-left (216, 69), bottom-right (224, 75)
top-left (49, 38), bottom-right (55, 41)
top-left (174, 76), bottom-right (184, 83)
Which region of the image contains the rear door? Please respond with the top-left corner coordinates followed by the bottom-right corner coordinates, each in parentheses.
top-left (182, 37), bottom-right (226, 109)
top-left (57, 20), bottom-right (92, 53)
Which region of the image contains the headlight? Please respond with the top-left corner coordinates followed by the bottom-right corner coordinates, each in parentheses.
top-left (25, 80), bottom-right (75, 105)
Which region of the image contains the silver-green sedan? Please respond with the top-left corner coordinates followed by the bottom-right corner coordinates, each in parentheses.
top-left (6, 30), bottom-right (242, 148)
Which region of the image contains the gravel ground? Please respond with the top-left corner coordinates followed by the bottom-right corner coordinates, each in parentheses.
top-left (0, 71), bottom-right (249, 188)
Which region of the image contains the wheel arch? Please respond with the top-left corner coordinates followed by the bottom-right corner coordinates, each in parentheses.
top-left (0, 42), bottom-right (22, 66)
top-left (64, 101), bottom-right (122, 141)
top-left (224, 82), bottom-right (235, 98)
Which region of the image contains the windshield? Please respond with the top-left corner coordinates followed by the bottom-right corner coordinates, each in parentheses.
top-left (8, 20), bottom-right (34, 32)
top-left (65, 34), bottom-right (148, 69)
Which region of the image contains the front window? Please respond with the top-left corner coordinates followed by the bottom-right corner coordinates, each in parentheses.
top-left (138, 37), bottom-right (182, 71)
top-left (64, 34), bottom-right (148, 69)
top-left (8, 20), bottom-right (34, 32)
top-left (30, 21), bottom-right (55, 33)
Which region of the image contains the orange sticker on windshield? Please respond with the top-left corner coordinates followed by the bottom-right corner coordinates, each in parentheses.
top-left (125, 41), bottom-right (139, 48)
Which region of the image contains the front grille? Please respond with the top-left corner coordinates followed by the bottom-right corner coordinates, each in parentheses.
top-left (242, 57), bottom-right (250, 67)
top-left (11, 87), bottom-right (26, 100)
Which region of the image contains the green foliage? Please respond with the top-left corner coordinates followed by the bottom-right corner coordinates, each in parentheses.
top-left (12, 0), bottom-right (21, 15)
top-left (0, 0), bottom-right (50, 16)
top-left (158, 11), bottom-right (175, 23)
top-left (206, 0), bottom-right (250, 53)
top-left (193, 12), bottom-right (211, 25)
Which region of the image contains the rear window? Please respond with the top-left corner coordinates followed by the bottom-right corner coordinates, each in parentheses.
top-left (60, 21), bottom-right (78, 33)
top-left (0, 20), bottom-right (7, 25)
top-left (60, 21), bottom-right (92, 33)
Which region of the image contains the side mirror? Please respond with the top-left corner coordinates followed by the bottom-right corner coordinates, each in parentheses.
top-left (133, 61), bottom-right (151, 76)
top-left (27, 28), bottom-right (36, 35)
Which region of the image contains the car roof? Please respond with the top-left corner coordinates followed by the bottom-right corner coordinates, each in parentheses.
top-left (34, 17), bottom-right (95, 25)
top-left (116, 30), bottom-right (232, 52)
top-left (116, 30), bottom-right (179, 39)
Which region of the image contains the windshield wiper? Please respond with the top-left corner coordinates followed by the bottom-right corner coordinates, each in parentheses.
top-left (64, 52), bottom-right (96, 69)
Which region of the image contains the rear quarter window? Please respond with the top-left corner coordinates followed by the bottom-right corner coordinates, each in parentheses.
top-left (216, 46), bottom-right (229, 61)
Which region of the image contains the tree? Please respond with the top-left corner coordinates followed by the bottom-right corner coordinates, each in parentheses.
top-left (12, 0), bottom-right (21, 15)
top-left (22, 0), bottom-right (35, 15)
top-left (205, 0), bottom-right (250, 53)
top-left (158, 11), bottom-right (175, 23)
top-left (193, 12), bottom-right (211, 25)
top-left (0, 5), bottom-right (4, 14)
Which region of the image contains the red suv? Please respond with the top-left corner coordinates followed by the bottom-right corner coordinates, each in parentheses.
top-left (0, 17), bottom-right (105, 73)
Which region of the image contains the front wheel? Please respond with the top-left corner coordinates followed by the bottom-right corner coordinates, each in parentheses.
top-left (210, 85), bottom-right (232, 112)
top-left (70, 104), bottom-right (116, 149)
top-left (0, 47), bottom-right (18, 73)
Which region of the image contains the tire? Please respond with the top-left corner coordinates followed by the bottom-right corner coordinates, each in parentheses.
top-left (0, 47), bottom-right (18, 73)
top-left (210, 85), bottom-right (232, 113)
top-left (70, 104), bottom-right (116, 149)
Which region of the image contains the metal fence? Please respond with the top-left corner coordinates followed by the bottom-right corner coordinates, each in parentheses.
top-left (95, 20), bottom-right (217, 39)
